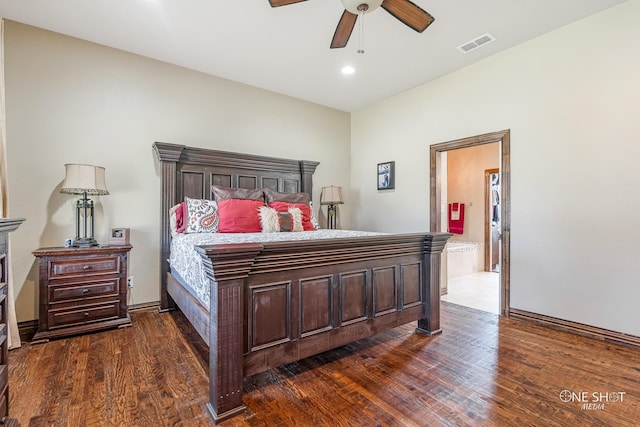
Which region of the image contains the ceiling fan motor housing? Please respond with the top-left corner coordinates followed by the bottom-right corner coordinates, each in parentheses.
top-left (342, 0), bottom-right (383, 14)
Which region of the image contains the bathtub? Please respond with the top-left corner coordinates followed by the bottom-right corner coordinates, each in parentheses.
top-left (445, 241), bottom-right (482, 279)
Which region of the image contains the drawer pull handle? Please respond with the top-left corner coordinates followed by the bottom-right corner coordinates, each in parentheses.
top-left (83, 265), bottom-right (92, 270)
top-left (82, 288), bottom-right (89, 294)
top-left (84, 312), bottom-right (89, 317)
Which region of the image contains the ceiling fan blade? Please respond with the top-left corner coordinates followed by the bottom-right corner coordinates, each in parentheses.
top-left (331, 10), bottom-right (358, 49)
top-left (269, 0), bottom-right (307, 7)
top-left (381, 0), bottom-right (434, 32)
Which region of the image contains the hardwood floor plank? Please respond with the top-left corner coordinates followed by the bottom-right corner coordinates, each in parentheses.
top-left (7, 302), bottom-right (640, 426)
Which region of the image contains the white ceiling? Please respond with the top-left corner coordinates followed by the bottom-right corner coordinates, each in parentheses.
top-left (0, 0), bottom-right (627, 112)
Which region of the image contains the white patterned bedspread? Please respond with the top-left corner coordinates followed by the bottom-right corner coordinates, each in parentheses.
top-left (169, 229), bottom-right (385, 309)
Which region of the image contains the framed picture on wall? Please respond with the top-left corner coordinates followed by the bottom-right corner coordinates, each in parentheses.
top-left (377, 161), bottom-right (395, 190)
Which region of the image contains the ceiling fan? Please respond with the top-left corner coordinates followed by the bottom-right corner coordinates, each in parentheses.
top-left (269, 0), bottom-right (435, 49)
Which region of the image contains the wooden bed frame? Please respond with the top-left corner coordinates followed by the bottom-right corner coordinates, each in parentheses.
top-left (153, 142), bottom-right (451, 423)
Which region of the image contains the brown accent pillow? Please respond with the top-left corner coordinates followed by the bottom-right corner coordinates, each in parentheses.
top-left (278, 212), bottom-right (293, 232)
top-left (259, 205), bottom-right (303, 232)
top-left (264, 188), bottom-right (310, 205)
top-left (211, 185), bottom-right (265, 202)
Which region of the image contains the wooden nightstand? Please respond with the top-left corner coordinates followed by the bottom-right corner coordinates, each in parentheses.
top-left (32, 244), bottom-right (132, 343)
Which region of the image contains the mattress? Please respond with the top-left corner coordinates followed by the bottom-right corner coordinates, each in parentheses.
top-left (169, 229), bottom-right (385, 309)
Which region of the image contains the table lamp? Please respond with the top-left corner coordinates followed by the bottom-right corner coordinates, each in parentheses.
top-left (60, 164), bottom-right (109, 247)
top-left (320, 186), bottom-right (344, 229)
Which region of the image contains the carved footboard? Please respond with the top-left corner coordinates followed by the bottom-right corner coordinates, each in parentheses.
top-left (196, 232), bottom-right (451, 423)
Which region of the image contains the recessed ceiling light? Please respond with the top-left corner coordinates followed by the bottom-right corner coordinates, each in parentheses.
top-left (341, 66), bottom-right (355, 75)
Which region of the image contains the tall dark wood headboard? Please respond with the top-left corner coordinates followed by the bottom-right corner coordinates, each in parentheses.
top-left (152, 142), bottom-right (320, 311)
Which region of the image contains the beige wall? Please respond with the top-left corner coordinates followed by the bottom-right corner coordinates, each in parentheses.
top-left (447, 143), bottom-right (499, 244)
top-left (351, 0), bottom-right (640, 336)
top-left (4, 21), bottom-right (352, 322)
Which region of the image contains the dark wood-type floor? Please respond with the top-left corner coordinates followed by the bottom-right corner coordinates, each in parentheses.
top-left (8, 302), bottom-right (640, 426)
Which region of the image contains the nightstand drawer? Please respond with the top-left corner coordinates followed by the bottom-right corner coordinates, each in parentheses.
top-left (49, 301), bottom-right (120, 329)
top-left (49, 278), bottom-right (120, 303)
top-left (49, 256), bottom-right (120, 278)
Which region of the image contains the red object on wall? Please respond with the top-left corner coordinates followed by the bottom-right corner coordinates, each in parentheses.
top-left (448, 203), bottom-right (465, 234)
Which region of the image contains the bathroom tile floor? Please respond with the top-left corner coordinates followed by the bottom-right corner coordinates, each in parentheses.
top-left (441, 271), bottom-right (500, 315)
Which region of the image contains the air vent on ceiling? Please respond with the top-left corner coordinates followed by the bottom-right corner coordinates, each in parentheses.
top-left (456, 33), bottom-right (496, 54)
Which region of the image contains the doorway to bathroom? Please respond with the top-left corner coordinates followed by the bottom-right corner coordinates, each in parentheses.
top-left (429, 130), bottom-right (511, 316)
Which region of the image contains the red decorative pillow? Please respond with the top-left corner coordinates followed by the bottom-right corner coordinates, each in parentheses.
top-left (169, 202), bottom-right (187, 235)
top-left (217, 199), bottom-right (264, 233)
top-left (175, 202), bottom-right (187, 233)
top-left (269, 201), bottom-right (315, 231)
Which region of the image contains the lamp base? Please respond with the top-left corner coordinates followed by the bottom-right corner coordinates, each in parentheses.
top-left (327, 204), bottom-right (337, 230)
top-left (73, 238), bottom-right (99, 248)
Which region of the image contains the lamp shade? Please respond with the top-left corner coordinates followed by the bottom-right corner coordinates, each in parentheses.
top-left (320, 186), bottom-right (344, 205)
top-left (60, 164), bottom-right (109, 195)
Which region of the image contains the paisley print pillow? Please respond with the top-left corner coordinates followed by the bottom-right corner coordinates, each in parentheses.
top-left (184, 197), bottom-right (219, 233)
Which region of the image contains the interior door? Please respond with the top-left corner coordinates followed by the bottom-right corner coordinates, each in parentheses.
top-left (484, 168), bottom-right (500, 272)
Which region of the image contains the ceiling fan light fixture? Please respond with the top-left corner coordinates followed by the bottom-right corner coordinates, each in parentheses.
top-left (341, 65), bottom-right (356, 75)
top-left (341, 0), bottom-right (383, 15)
